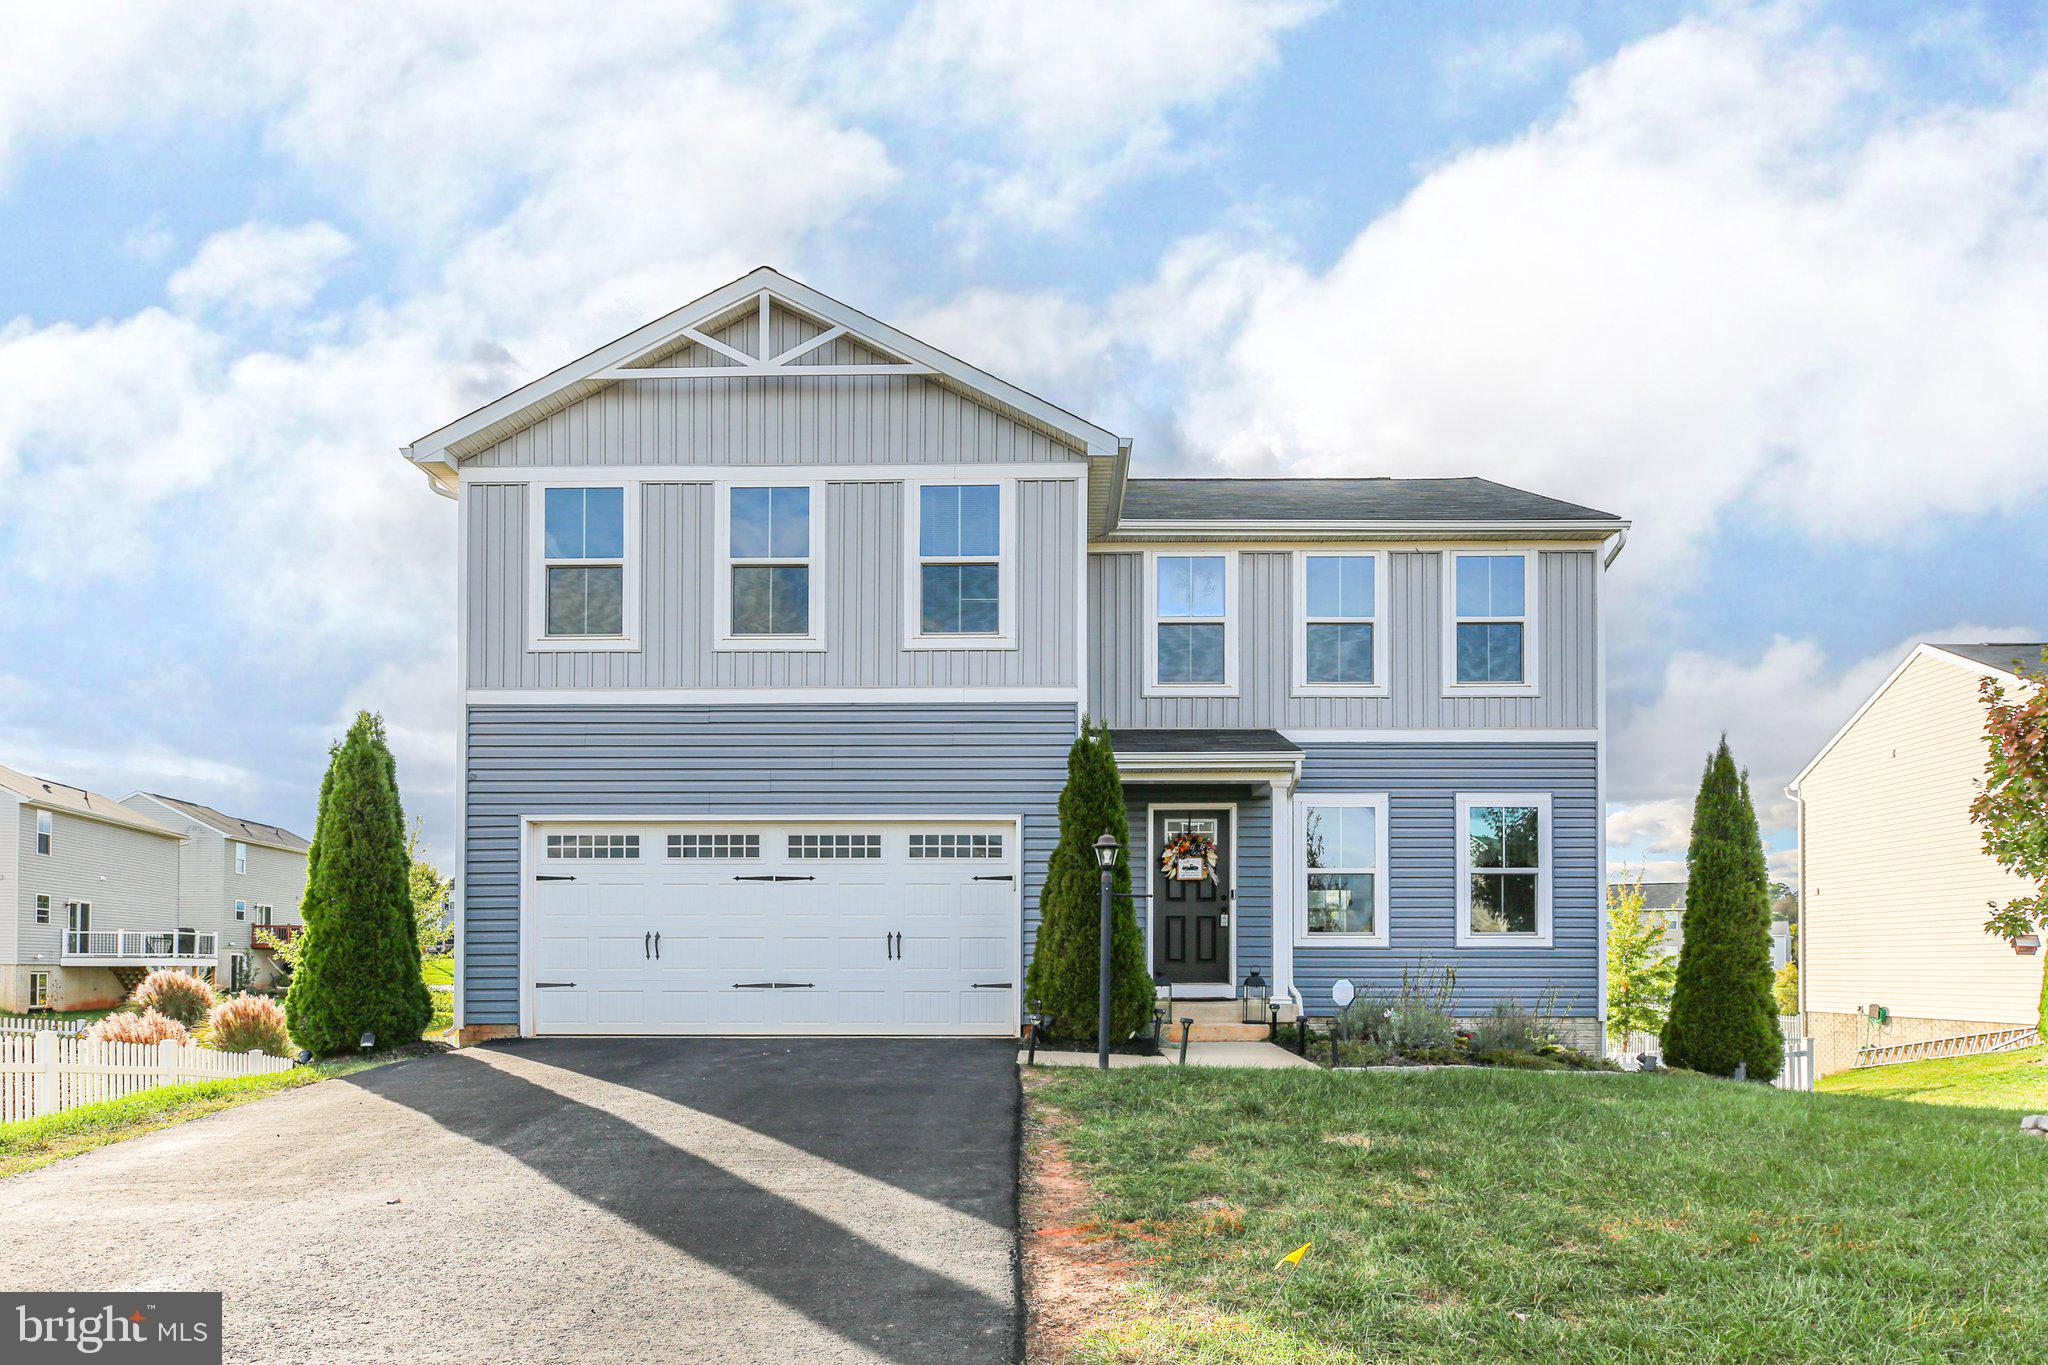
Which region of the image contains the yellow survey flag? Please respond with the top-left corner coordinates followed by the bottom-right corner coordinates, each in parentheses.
top-left (1277, 1242), bottom-right (1311, 1269)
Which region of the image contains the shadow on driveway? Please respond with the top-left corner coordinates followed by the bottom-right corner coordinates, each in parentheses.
top-left (342, 1038), bottom-right (1019, 1363)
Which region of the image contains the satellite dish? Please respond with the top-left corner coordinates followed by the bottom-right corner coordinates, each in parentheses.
top-left (1331, 978), bottom-right (1355, 1008)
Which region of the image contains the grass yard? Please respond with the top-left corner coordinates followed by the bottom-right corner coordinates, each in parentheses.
top-left (422, 953), bottom-right (455, 1036)
top-left (1816, 1044), bottom-right (2048, 1113)
top-left (421, 953), bottom-right (454, 987)
top-left (0, 1053), bottom-right (399, 1181)
top-left (1028, 1066), bottom-right (2048, 1363)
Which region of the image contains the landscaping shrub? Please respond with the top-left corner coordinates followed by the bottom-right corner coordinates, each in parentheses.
top-left (1022, 720), bottom-right (1154, 1042)
top-left (130, 969), bottom-right (216, 1028)
top-left (286, 712), bottom-right (434, 1055)
top-left (1661, 736), bottom-right (1783, 1079)
top-left (207, 993), bottom-right (293, 1057)
top-left (86, 1008), bottom-right (191, 1046)
top-left (1467, 996), bottom-right (1559, 1056)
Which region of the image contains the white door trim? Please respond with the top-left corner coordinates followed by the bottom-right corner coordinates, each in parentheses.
top-left (516, 812), bottom-right (1024, 1037)
top-left (1141, 802), bottom-right (1239, 1000)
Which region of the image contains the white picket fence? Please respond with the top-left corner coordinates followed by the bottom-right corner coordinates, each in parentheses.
top-left (0, 1017), bottom-right (89, 1038)
top-left (0, 1032), bottom-right (295, 1123)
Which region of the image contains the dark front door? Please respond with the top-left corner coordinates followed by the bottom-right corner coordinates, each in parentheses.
top-left (1152, 809), bottom-right (1231, 986)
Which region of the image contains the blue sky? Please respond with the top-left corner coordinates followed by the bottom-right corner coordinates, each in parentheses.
top-left (2, 0), bottom-right (2044, 882)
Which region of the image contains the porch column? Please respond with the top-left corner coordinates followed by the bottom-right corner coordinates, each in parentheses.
top-left (1270, 773), bottom-right (1297, 1012)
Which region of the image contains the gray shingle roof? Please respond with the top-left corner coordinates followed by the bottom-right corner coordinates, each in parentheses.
top-left (1119, 477), bottom-right (1621, 524)
top-left (140, 793), bottom-right (310, 854)
top-left (0, 763), bottom-right (184, 839)
top-left (1930, 642), bottom-right (2048, 677)
top-left (1109, 729), bottom-right (1301, 756)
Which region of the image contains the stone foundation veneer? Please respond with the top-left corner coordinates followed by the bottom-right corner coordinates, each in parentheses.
top-left (455, 1024), bottom-right (520, 1047)
top-left (1805, 1009), bottom-right (2034, 1077)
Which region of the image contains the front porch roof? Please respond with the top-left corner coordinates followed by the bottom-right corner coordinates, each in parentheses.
top-left (1110, 729), bottom-right (1302, 784)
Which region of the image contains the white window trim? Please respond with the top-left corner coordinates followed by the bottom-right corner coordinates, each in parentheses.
top-left (1291, 550), bottom-right (1389, 698)
top-left (1453, 791), bottom-right (1553, 948)
top-left (235, 900), bottom-right (247, 921)
top-left (715, 479), bottom-right (827, 651)
top-left (35, 810), bottom-right (52, 854)
top-left (1292, 792), bottom-right (1391, 948)
top-left (34, 895), bottom-right (50, 924)
top-left (526, 479), bottom-right (643, 653)
top-left (233, 841), bottom-right (247, 875)
top-left (254, 904), bottom-right (272, 926)
top-left (1142, 549), bottom-right (1240, 697)
top-left (1442, 549), bottom-right (1538, 696)
top-left (902, 479), bottom-right (1018, 650)
top-left (28, 971), bottom-right (49, 1009)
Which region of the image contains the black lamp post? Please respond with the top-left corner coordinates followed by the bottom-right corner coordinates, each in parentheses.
top-left (1094, 832), bottom-right (1119, 1071)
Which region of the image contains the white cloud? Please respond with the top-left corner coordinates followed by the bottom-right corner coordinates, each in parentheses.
top-left (1111, 13), bottom-right (2048, 584)
top-left (1609, 623), bottom-right (2038, 844)
top-left (887, 0), bottom-right (1326, 227)
top-left (170, 221), bottom-right (353, 313)
top-left (1439, 25), bottom-right (1586, 107)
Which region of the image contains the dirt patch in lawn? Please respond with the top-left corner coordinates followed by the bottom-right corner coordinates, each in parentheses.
top-left (1021, 1071), bottom-right (1143, 1363)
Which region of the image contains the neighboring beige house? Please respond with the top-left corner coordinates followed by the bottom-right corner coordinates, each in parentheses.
top-left (117, 794), bottom-right (309, 992)
top-left (1790, 642), bottom-right (2046, 1076)
top-left (0, 764), bottom-right (198, 1012)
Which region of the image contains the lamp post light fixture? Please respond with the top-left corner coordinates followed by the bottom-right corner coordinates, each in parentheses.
top-left (1094, 831), bottom-right (1119, 1071)
top-left (1240, 969), bottom-right (1270, 1027)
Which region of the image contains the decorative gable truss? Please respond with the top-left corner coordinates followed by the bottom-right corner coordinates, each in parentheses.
top-left (593, 289), bottom-right (932, 381)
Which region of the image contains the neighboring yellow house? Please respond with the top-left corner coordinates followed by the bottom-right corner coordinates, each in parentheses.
top-left (1789, 642), bottom-right (2045, 1076)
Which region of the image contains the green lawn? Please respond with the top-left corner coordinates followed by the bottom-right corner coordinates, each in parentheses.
top-left (1032, 1067), bottom-right (2048, 1363)
top-left (0, 1054), bottom-right (396, 1181)
top-left (1816, 1045), bottom-right (2048, 1112)
top-left (421, 953), bottom-right (454, 987)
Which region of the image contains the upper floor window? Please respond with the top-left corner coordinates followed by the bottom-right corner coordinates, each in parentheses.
top-left (911, 483), bottom-right (1007, 642)
top-left (1294, 552), bottom-right (1384, 695)
top-left (1146, 552), bottom-right (1236, 694)
top-left (233, 841), bottom-right (247, 875)
top-left (1296, 794), bottom-right (1389, 947)
top-left (254, 904), bottom-right (272, 926)
top-left (1446, 552), bottom-right (1534, 691)
top-left (34, 894), bottom-right (50, 924)
top-left (542, 486), bottom-right (627, 638)
top-left (235, 900), bottom-right (247, 921)
top-left (721, 485), bottom-right (817, 646)
top-left (35, 810), bottom-right (51, 854)
top-left (1455, 793), bottom-right (1551, 946)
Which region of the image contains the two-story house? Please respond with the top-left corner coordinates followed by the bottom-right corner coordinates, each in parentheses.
top-left (118, 794), bottom-right (311, 993)
top-left (405, 269), bottom-right (1626, 1047)
top-left (0, 764), bottom-right (205, 1011)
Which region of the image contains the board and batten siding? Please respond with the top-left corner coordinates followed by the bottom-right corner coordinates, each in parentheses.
top-left (1088, 549), bottom-right (1598, 730)
top-left (462, 704), bottom-right (1075, 1025)
top-left (465, 477), bottom-right (1080, 690)
top-left (1291, 742), bottom-right (1601, 1018)
top-left (1127, 783), bottom-right (1276, 989)
top-left (1801, 652), bottom-right (2042, 1024)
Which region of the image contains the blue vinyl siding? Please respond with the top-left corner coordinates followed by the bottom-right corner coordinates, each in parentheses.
top-left (1292, 742), bottom-right (1600, 1018)
top-left (463, 703), bottom-right (1075, 1025)
top-left (1124, 783), bottom-right (1274, 989)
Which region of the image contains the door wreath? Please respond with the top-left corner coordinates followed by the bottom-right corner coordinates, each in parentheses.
top-left (1161, 830), bottom-right (1218, 882)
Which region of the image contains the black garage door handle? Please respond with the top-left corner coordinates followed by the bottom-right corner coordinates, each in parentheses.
top-left (972, 982), bottom-right (1013, 989)
top-left (535, 982), bottom-right (577, 989)
top-left (733, 981), bottom-right (816, 990)
top-left (973, 874), bottom-right (1014, 882)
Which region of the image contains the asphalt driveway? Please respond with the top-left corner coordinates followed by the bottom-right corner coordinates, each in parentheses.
top-left (0, 1039), bottom-right (1022, 1363)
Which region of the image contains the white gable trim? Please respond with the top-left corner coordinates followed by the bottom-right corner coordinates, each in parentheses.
top-left (403, 267), bottom-right (1121, 481)
top-left (1787, 643), bottom-right (2034, 797)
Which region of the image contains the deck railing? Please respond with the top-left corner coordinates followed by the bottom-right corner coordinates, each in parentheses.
top-left (63, 930), bottom-right (218, 960)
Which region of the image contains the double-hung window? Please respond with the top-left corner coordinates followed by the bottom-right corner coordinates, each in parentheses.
top-left (1446, 551), bottom-right (1534, 691)
top-left (234, 841), bottom-right (247, 875)
top-left (722, 485), bottom-right (816, 645)
top-left (34, 895), bottom-right (49, 925)
top-left (539, 486), bottom-right (629, 641)
top-left (910, 483), bottom-right (1007, 643)
top-left (1295, 552), bottom-right (1384, 694)
top-left (1455, 793), bottom-right (1552, 946)
top-left (1295, 794), bottom-right (1389, 946)
top-left (35, 810), bottom-right (51, 855)
top-left (1146, 552), bottom-right (1235, 693)
top-left (235, 900), bottom-right (247, 922)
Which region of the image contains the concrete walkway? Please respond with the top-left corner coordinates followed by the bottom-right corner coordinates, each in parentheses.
top-left (0, 1040), bottom-right (1021, 1364)
top-left (1022, 1040), bottom-right (1316, 1069)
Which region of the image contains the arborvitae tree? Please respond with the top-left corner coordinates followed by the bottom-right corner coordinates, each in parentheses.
top-left (286, 712), bottom-right (433, 1054)
top-left (1661, 736), bottom-right (1783, 1078)
top-left (1024, 720), bottom-right (1154, 1040)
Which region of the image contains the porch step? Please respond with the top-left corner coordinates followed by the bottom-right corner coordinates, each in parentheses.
top-left (1169, 1021), bottom-right (1274, 1043)
top-left (1160, 999), bottom-right (1297, 1043)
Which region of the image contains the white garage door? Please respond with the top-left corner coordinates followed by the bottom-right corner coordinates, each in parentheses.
top-left (524, 819), bottom-right (1021, 1036)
